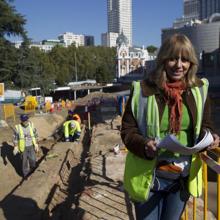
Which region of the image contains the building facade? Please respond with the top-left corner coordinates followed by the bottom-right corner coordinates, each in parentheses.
top-left (15, 39), bottom-right (64, 52)
top-left (116, 33), bottom-right (151, 78)
top-left (162, 18), bottom-right (220, 54)
top-left (58, 32), bottom-right (85, 47)
top-left (14, 32), bottom-right (94, 51)
top-left (184, 0), bottom-right (220, 20)
top-left (200, 0), bottom-right (220, 20)
top-left (174, 0), bottom-right (220, 29)
top-left (107, 0), bottom-right (132, 46)
top-left (84, 35), bottom-right (94, 46)
top-left (184, 0), bottom-right (200, 19)
top-left (165, 0), bottom-right (220, 55)
top-left (101, 32), bottom-right (119, 47)
top-left (163, 0), bottom-right (220, 79)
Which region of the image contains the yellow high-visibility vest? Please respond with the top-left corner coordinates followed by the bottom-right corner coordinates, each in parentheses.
top-left (63, 120), bottom-right (81, 138)
top-left (124, 79), bottom-right (209, 201)
top-left (15, 122), bottom-right (37, 152)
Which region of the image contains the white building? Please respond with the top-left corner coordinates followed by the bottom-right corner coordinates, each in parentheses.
top-left (30, 39), bottom-right (64, 52)
top-left (101, 32), bottom-right (119, 47)
top-left (14, 39), bottom-right (64, 52)
top-left (107, 0), bottom-right (132, 47)
top-left (116, 33), bottom-right (153, 78)
top-left (173, 17), bottom-right (202, 28)
top-left (58, 32), bottom-right (85, 47)
top-left (13, 32), bottom-right (94, 52)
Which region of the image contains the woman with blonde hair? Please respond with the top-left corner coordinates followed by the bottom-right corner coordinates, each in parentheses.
top-left (121, 34), bottom-right (220, 220)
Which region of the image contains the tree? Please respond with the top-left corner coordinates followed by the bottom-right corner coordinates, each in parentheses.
top-left (0, 39), bottom-right (17, 86)
top-left (0, 0), bottom-right (117, 90)
top-left (146, 45), bottom-right (158, 53)
top-left (0, 0), bottom-right (26, 38)
top-left (13, 38), bottom-right (32, 88)
top-left (0, 0), bottom-right (27, 87)
top-left (49, 45), bottom-right (116, 84)
top-left (49, 46), bottom-right (72, 86)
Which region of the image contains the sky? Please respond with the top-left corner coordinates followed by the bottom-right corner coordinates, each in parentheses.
top-left (12, 0), bottom-right (183, 48)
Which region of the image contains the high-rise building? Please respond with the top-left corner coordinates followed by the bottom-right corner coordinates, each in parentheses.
top-left (184, 0), bottom-right (200, 19)
top-left (101, 32), bottom-right (119, 47)
top-left (200, 0), bottom-right (220, 20)
top-left (84, 35), bottom-right (95, 46)
top-left (163, 0), bottom-right (220, 55)
top-left (162, 0), bottom-right (220, 78)
top-left (183, 0), bottom-right (220, 20)
top-left (107, 0), bottom-right (132, 46)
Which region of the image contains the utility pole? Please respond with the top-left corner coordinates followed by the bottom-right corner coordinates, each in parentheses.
top-left (74, 52), bottom-right (78, 82)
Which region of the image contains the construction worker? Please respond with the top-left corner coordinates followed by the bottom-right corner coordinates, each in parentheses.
top-left (73, 114), bottom-right (81, 124)
top-left (13, 114), bottom-right (39, 179)
top-left (63, 119), bottom-right (81, 142)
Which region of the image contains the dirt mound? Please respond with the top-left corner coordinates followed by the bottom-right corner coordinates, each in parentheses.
top-left (30, 114), bottom-right (65, 140)
top-left (75, 91), bottom-right (117, 106)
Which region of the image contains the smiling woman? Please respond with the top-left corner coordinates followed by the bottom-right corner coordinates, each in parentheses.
top-left (165, 55), bottom-right (191, 82)
top-left (152, 34), bottom-right (199, 88)
top-left (121, 34), bottom-right (220, 220)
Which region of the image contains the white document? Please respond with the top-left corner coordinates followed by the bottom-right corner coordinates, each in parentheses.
top-left (157, 129), bottom-right (214, 155)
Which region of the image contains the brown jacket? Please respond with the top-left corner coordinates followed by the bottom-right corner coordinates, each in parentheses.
top-left (121, 79), bottom-right (215, 159)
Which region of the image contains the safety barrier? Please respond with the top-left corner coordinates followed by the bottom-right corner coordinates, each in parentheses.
top-left (24, 101), bottom-right (36, 113)
top-left (61, 100), bottom-right (66, 108)
top-left (3, 104), bottom-right (15, 122)
top-left (44, 101), bottom-right (51, 113)
top-left (182, 148), bottom-right (220, 220)
top-left (40, 100), bottom-right (74, 114)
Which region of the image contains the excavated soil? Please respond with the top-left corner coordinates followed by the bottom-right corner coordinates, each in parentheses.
top-left (0, 91), bottom-right (219, 220)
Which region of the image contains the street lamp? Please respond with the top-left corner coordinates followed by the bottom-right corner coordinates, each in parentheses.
top-left (93, 55), bottom-right (97, 81)
top-left (74, 52), bottom-right (78, 82)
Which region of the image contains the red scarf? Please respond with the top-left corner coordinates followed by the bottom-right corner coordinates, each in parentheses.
top-left (163, 81), bottom-right (186, 134)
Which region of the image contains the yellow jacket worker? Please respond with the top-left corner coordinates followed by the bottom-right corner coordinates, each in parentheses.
top-left (13, 114), bottom-right (39, 179)
top-left (63, 120), bottom-right (81, 142)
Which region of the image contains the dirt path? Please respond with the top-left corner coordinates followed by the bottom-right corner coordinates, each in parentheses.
top-left (0, 112), bottom-right (65, 203)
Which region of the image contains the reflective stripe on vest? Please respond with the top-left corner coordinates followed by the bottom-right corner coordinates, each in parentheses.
top-left (188, 78), bottom-right (209, 197)
top-left (63, 121), bottom-right (72, 138)
top-left (124, 81), bottom-right (159, 201)
top-left (124, 79), bottom-right (209, 201)
top-left (131, 81), bottom-right (160, 138)
top-left (15, 122), bottom-right (36, 152)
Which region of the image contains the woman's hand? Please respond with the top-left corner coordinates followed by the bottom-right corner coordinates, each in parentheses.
top-left (208, 133), bottom-right (220, 149)
top-left (144, 138), bottom-right (158, 159)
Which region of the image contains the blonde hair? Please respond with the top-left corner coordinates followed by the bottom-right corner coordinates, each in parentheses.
top-left (148, 34), bottom-right (199, 88)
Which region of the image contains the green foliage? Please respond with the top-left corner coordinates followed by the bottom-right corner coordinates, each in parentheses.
top-left (48, 45), bottom-right (116, 85)
top-left (146, 45), bottom-right (158, 53)
top-left (0, 0), bottom-right (26, 38)
top-left (0, 1), bottom-right (117, 91)
top-left (49, 46), bottom-right (72, 85)
top-left (0, 39), bottom-right (17, 84)
top-left (0, 0), bottom-right (27, 88)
